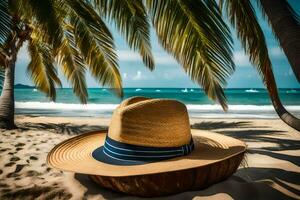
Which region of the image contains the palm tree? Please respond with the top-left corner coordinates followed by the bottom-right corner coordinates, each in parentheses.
top-left (1, 0), bottom-right (234, 129)
top-left (218, 0), bottom-right (300, 131)
top-left (141, 0), bottom-right (300, 131)
top-left (143, 0), bottom-right (300, 131)
top-left (3, 0), bottom-right (297, 131)
top-left (0, 0), bottom-right (154, 129)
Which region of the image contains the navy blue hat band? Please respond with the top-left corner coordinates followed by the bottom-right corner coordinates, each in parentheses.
top-left (92, 136), bottom-right (194, 165)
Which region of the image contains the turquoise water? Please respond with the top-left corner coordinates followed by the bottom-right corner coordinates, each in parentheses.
top-left (15, 88), bottom-right (300, 118)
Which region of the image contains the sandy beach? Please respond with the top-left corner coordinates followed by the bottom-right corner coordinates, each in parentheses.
top-left (0, 116), bottom-right (299, 200)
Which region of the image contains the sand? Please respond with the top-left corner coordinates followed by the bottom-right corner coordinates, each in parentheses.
top-left (0, 116), bottom-right (299, 200)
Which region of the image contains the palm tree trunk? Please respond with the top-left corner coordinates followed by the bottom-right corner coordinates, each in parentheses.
top-left (260, 0), bottom-right (300, 83)
top-left (0, 61), bottom-right (16, 129)
top-left (266, 67), bottom-right (300, 131)
top-left (0, 18), bottom-right (29, 129)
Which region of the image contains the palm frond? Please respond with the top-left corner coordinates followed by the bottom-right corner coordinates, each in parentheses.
top-left (146, 0), bottom-right (234, 110)
top-left (13, 0), bottom-right (63, 50)
top-left (0, 66), bottom-right (4, 89)
top-left (220, 0), bottom-right (272, 87)
top-left (0, 45), bottom-right (7, 67)
top-left (62, 0), bottom-right (122, 97)
top-left (0, 0), bottom-right (11, 45)
top-left (56, 24), bottom-right (88, 103)
top-left (27, 37), bottom-right (62, 101)
top-left (94, 0), bottom-right (154, 70)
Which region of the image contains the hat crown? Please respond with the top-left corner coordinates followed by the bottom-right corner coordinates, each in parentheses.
top-left (108, 97), bottom-right (191, 147)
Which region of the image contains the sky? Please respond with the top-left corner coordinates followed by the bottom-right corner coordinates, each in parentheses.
top-left (15, 0), bottom-right (300, 89)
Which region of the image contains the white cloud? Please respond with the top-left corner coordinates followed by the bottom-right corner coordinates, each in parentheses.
top-left (155, 54), bottom-right (177, 65)
top-left (123, 73), bottom-right (127, 79)
top-left (117, 50), bottom-right (177, 65)
top-left (132, 70), bottom-right (142, 80)
top-left (117, 50), bottom-right (140, 62)
top-left (233, 51), bottom-right (251, 67)
top-left (233, 47), bottom-right (285, 67)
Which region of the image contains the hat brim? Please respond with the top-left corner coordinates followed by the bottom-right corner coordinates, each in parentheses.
top-left (47, 130), bottom-right (246, 177)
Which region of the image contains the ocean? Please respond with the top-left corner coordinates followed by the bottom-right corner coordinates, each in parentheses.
top-left (15, 88), bottom-right (300, 119)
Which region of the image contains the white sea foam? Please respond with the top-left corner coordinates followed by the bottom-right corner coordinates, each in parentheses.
top-left (181, 88), bottom-right (188, 93)
top-left (286, 89), bottom-right (297, 93)
top-left (187, 104), bottom-right (300, 111)
top-left (135, 88), bottom-right (142, 92)
top-left (15, 102), bottom-right (118, 111)
top-left (245, 89), bottom-right (259, 93)
top-left (15, 102), bottom-right (300, 112)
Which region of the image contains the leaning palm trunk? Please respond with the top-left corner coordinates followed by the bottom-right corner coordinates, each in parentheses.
top-left (0, 62), bottom-right (16, 129)
top-left (220, 0), bottom-right (300, 131)
top-left (260, 0), bottom-right (300, 83)
top-left (266, 67), bottom-right (300, 131)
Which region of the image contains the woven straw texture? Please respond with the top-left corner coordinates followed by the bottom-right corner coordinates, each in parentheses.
top-left (47, 97), bottom-right (246, 177)
top-left (47, 130), bottom-right (246, 176)
top-left (47, 97), bottom-right (246, 196)
top-left (108, 97), bottom-right (191, 147)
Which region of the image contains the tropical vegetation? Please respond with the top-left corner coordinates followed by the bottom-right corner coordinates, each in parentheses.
top-left (0, 0), bottom-right (299, 131)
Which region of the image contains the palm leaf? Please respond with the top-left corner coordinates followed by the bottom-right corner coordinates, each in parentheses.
top-left (94, 0), bottom-right (154, 70)
top-left (0, 45), bottom-right (4, 89)
top-left (146, 0), bottom-right (234, 110)
top-left (56, 24), bottom-right (88, 103)
top-left (0, 66), bottom-right (4, 89)
top-left (220, 0), bottom-right (272, 87)
top-left (12, 0), bottom-right (63, 50)
top-left (27, 37), bottom-right (62, 101)
top-left (0, 0), bottom-right (11, 45)
top-left (62, 0), bottom-right (122, 97)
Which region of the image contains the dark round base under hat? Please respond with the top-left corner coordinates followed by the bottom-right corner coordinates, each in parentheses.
top-left (89, 151), bottom-right (245, 197)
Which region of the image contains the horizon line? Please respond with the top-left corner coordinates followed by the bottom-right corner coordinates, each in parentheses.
top-left (14, 84), bottom-right (300, 90)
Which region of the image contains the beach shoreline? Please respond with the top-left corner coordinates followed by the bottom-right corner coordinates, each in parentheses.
top-left (14, 87), bottom-right (300, 119)
top-left (0, 115), bottom-right (299, 199)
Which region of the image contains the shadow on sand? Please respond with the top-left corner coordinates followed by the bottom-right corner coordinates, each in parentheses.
top-left (17, 122), bottom-right (108, 135)
top-left (75, 167), bottom-right (300, 200)
top-left (192, 121), bottom-right (300, 151)
top-left (73, 121), bottom-right (300, 199)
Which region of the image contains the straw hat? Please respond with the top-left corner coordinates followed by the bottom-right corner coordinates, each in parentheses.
top-left (47, 97), bottom-right (246, 197)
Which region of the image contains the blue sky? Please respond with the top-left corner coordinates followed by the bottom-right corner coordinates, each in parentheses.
top-left (15, 1), bottom-right (300, 88)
